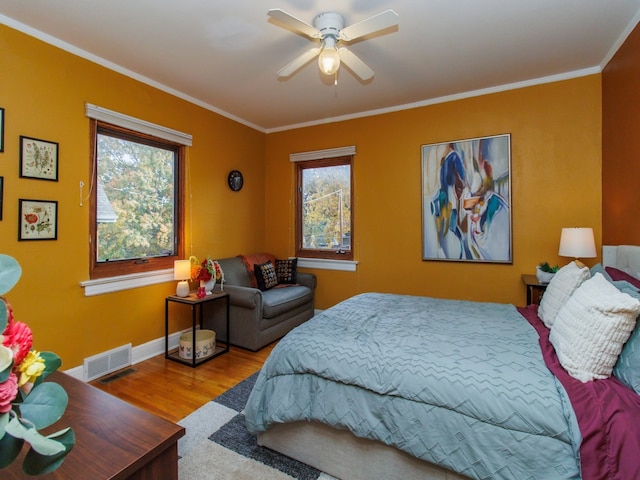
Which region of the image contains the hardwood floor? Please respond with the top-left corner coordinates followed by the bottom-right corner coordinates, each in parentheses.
top-left (90, 343), bottom-right (276, 423)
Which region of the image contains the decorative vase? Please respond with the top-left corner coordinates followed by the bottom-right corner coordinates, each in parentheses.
top-left (202, 278), bottom-right (215, 294)
top-left (536, 266), bottom-right (555, 284)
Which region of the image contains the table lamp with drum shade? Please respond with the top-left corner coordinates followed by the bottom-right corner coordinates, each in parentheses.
top-left (173, 260), bottom-right (191, 297)
top-left (558, 227), bottom-right (597, 261)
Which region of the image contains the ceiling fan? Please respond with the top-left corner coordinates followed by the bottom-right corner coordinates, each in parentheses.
top-left (267, 8), bottom-right (399, 81)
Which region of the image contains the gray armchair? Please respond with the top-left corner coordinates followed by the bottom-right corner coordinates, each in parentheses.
top-left (215, 255), bottom-right (316, 351)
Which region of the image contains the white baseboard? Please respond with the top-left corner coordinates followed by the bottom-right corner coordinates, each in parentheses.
top-left (64, 328), bottom-right (192, 382)
top-left (64, 310), bottom-right (325, 382)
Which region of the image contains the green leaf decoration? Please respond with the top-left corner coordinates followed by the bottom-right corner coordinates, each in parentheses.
top-left (41, 351), bottom-right (62, 371)
top-left (4, 414), bottom-right (30, 439)
top-left (35, 352), bottom-right (62, 385)
top-left (30, 352), bottom-right (62, 389)
top-left (0, 254), bottom-right (22, 296)
top-left (0, 297), bottom-right (7, 334)
top-left (0, 366), bottom-right (12, 383)
top-left (0, 427), bottom-right (24, 468)
top-left (0, 346), bottom-right (13, 383)
top-left (22, 428), bottom-right (75, 476)
top-left (0, 411), bottom-right (9, 441)
top-left (19, 382), bottom-right (68, 430)
top-left (22, 428), bottom-right (66, 456)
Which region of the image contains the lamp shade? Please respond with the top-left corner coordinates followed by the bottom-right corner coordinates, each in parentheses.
top-left (173, 260), bottom-right (191, 280)
top-left (558, 227), bottom-right (597, 259)
top-left (174, 259), bottom-right (191, 297)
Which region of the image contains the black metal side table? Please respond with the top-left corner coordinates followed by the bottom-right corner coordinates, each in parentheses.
top-left (164, 291), bottom-right (230, 367)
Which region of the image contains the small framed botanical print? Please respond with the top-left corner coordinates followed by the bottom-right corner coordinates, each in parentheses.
top-left (20, 136), bottom-right (59, 181)
top-left (18, 199), bottom-right (58, 241)
top-left (0, 108), bottom-right (4, 153)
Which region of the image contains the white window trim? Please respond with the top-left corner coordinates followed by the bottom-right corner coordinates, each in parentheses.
top-left (85, 103), bottom-right (193, 146)
top-left (291, 145), bottom-right (356, 264)
top-left (297, 258), bottom-right (358, 272)
top-left (290, 145), bottom-right (355, 162)
top-left (80, 269), bottom-right (174, 296)
top-left (83, 104), bottom-right (190, 294)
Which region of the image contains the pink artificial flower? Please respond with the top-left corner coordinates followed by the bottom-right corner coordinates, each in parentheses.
top-left (3, 314), bottom-right (33, 367)
top-left (0, 372), bottom-right (18, 413)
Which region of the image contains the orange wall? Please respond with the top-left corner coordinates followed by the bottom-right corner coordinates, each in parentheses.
top-left (1, 22), bottom-right (606, 369)
top-left (265, 77), bottom-right (603, 309)
top-left (0, 25), bottom-right (265, 368)
top-left (602, 22), bottom-right (640, 245)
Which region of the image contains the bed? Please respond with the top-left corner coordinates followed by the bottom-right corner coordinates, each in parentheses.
top-left (244, 245), bottom-right (640, 480)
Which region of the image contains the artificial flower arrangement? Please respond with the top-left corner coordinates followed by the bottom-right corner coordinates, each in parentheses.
top-left (536, 261), bottom-right (560, 283)
top-left (0, 254), bottom-right (74, 475)
top-left (189, 256), bottom-right (224, 298)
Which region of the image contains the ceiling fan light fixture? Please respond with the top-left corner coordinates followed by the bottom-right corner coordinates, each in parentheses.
top-left (318, 35), bottom-right (340, 75)
top-left (268, 8), bottom-right (398, 81)
top-left (318, 45), bottom-right (340, 75)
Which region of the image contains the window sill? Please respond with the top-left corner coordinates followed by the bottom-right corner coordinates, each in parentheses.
top-left (297, 258), bottom-right (358, 272)
top-left (80, 269), bottom-right (173, 296)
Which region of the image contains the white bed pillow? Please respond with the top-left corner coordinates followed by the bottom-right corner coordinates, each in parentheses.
top-left (538, 261), bottom-right (590, 328)
top-left (549, 273), bottom-right (640, 383)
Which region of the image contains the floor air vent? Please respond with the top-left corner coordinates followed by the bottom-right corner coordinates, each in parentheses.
top-left (99, 368), bottom-right (136, 384)
top-left (83, 343), bottom-right (132, 382)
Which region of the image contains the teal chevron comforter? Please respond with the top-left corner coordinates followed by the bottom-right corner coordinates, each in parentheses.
top-left (245, 293), bottom-right (582, 479)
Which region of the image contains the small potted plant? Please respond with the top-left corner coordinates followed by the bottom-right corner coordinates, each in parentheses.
top-left (536, 262), bottom-right (559, 283)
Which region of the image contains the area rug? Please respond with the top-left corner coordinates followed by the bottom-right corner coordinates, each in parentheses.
top-left (178, 372), bottom-right (336, 480)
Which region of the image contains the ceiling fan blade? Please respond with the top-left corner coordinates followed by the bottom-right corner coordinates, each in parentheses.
top-left (267, 9), bottom-right (321, 39)
top-left (339, 9), bottom-right (399, 41)
top-left (338, 48), bottom-right (374, 81)
top-left (277, 47), bottom-right (321, 78)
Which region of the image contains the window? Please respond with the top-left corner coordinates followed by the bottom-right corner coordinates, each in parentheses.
top-left (89, 120), bottom-right (185, 278)
top-left (295, 155), bottom-right (353, 260)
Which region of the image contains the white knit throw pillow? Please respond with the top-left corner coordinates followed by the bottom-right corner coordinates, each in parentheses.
top-left (549, 273), bottom-right (640, 382)
top-left (538, 261), bottom-right (590, 328)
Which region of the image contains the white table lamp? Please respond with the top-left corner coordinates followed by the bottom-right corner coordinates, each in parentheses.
top-left (173, 260), bottom-right (191, 297)
top-left (558, 227), bottom-right (597, 260)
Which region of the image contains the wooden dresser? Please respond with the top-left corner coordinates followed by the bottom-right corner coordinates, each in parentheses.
top-left (3, 371), bottom-right (185, 479)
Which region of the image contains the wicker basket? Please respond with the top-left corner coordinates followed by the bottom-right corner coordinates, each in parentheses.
top-left (179, 329), bottom-right (216, 360)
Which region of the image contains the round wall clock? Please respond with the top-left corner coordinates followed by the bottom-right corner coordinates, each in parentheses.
top-left (227, 170), bottom-right (243, 191)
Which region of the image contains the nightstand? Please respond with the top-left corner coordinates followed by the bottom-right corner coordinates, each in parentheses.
top-left (165, 291), bottom-right (230, 367)
top-left (521, 274), bottom-right (548, 305)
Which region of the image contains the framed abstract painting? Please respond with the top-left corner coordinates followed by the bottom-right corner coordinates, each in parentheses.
top-left (421, 134), bottom-right (512, 263)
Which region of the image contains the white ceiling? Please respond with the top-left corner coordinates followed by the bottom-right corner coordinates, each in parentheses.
top-left (1, 1), bottom-right (639, 132)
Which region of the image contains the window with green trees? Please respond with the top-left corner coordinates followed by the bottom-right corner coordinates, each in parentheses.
top-left (89, 121), bottom-right (184, 278)
top-left (296, 156), bottom-right (353, 260)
